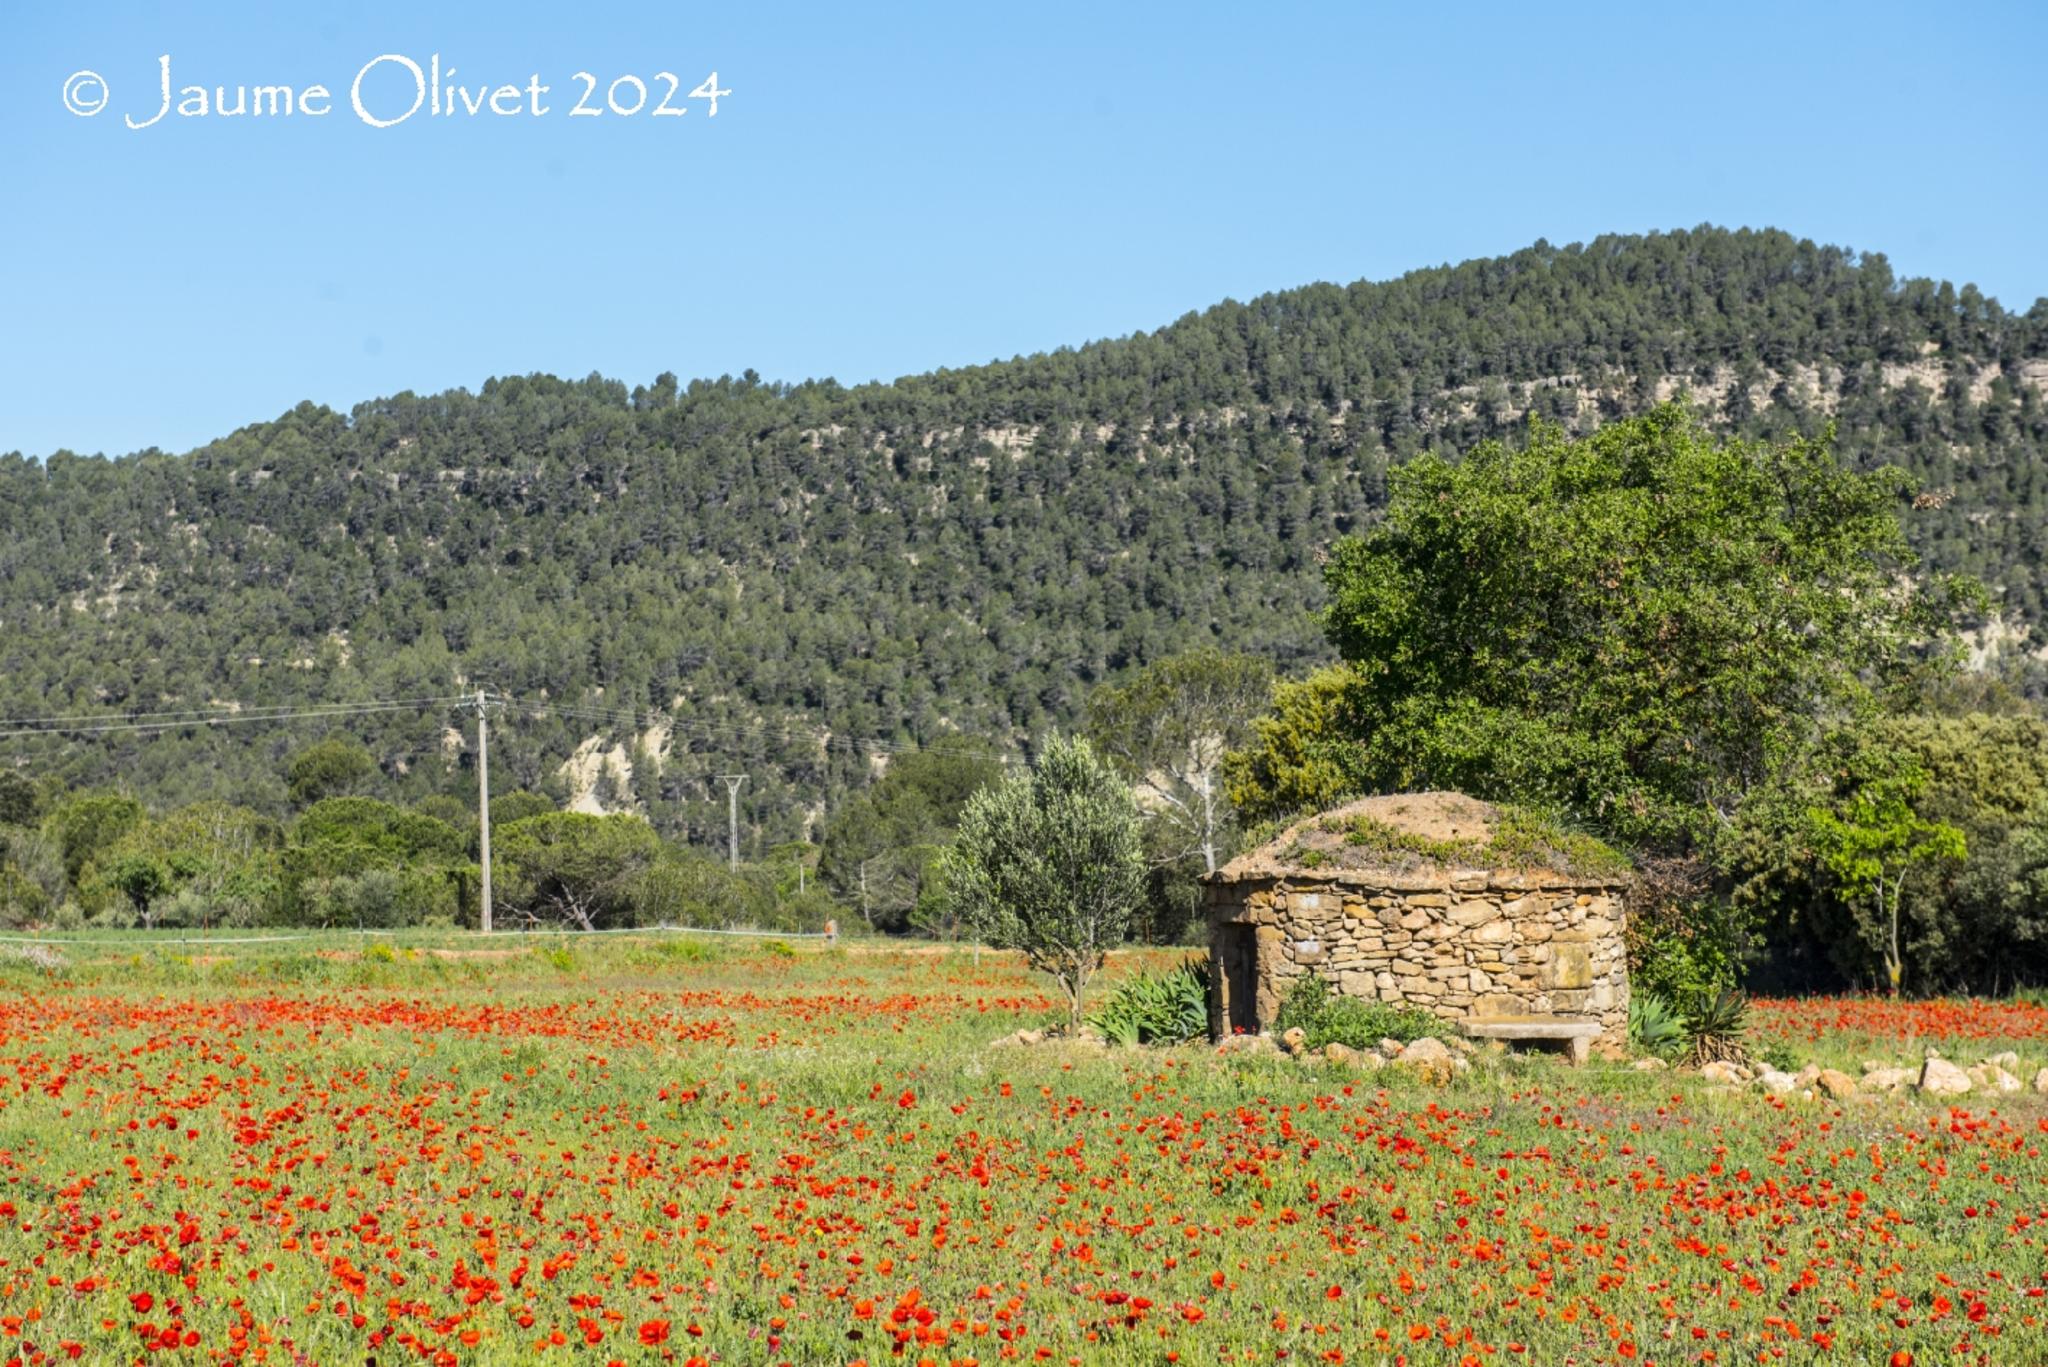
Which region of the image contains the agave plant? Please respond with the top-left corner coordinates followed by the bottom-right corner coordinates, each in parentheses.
top-left (1090, 997), bottom-right (1144, 1047)
top-left (1627, 991), bottom-right (1685, 1058)
top-left (1682, 988), bottom-right (1751, 1067)
top-left (1087, 959), bottom-right (1210, 1046)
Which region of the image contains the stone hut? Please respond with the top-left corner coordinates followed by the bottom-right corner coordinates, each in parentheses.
top-left (1205, 792), bottom-right (1629, 1054)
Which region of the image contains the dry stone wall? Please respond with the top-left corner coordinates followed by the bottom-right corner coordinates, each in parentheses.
top-left (1209, 871), bottom-right (1628, 1051)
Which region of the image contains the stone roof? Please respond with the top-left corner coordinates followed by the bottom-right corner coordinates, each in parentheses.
top-left (1211, 791), bottom-right (1629, 887)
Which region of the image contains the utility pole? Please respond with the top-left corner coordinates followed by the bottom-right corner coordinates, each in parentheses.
top-left (474, 688), bottom-right (496, 934)
top-left (718, 774), bottom-right (748, 871)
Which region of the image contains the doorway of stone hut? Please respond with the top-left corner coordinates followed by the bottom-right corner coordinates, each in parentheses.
top-left (1218, 923), bottom-right (1259, 1034)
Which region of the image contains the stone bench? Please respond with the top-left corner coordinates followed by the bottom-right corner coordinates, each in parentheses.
top-left (1460, 1015), bottom-right (1603, 1066)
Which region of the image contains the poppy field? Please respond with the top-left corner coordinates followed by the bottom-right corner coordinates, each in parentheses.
top-left (0, 941), bottom-right (2044, 1366)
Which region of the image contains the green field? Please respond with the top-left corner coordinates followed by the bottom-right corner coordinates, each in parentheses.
top-left (0, 938), bottom-right (2042, 1366)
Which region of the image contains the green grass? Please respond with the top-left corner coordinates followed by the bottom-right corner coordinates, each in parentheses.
top-left (1315, 801), bottom-right (1632, 878)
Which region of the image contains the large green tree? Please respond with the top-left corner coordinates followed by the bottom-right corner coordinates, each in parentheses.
top-left (0, 772), bottom-right (38, 828)
top-left (1235, 407), bottom-right (1975, 845)
top-left (44, 792), bottom-right (145, 885)
top-left (494, 812), bottom-right (662, 931)
top-left (1724, 712), bottom-right (2048, 992)
top-left (0, 824), bottom-right (63, 926)
top-left (283, 797), bottom-right (466, 927)
top-left (91, 801), bottom-right (283, 928)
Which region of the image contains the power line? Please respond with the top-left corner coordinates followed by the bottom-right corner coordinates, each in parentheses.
top-left (0, 696), bottom-right (472, 741)
top-left (0, 684), bottom-right (1004, 930)
top-left (0, 694), bottom-right (469, 730)
top-left (0, 687), bottom-right (1000, 764)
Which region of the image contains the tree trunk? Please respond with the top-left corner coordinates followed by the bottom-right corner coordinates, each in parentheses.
top-left (1884, 868), bottom-right (1905, 996)
top-left (1199, 771), bottom-right (1218, 876)
top-left (561, 893), bottom-right (597, 934)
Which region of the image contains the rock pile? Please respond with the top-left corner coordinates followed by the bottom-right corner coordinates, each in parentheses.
top-left (1846, 1051), bottom-right (2046, 1098)
top-left (1219, 1029), bottom-right (1478, 1080)
top-left (1689, 1049), bottom-right (2047, 1103)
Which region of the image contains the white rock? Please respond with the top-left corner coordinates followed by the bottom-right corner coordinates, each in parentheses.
top-left (1756, 1069), bottom-right (1796, 1095)
top-left (1917, 1057), bottom-right (1972, 1096)
top-left (1395, 1036), bottom-right (1454, 1066)
top-left (1700, 1060), bottom-right (1747, 1086)
top-left (1967, 1063), bottom-right (2022, 1094)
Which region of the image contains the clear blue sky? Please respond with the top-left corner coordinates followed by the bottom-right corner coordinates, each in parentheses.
top-left (3, 1), bottom-right (2043, 460)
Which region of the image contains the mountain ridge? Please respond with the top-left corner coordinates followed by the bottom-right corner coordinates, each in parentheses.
top-left (4, 225), bottom-right (2045, 852)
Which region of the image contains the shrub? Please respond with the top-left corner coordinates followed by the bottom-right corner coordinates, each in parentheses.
top-left (1624, 855), bottom-right (1750, 999)
top-left (0, 861), bottom-right (51, 928)
top-left (159, 884), bottom-right (268, 931)
top-left (1087, 960), bottom-right (1209, 1047)
top-left (1682, 988), bottom-right (1751, 1067)
top-left (638, 851), bottom-right (786, 932)
top-left (1272, 974), bottom-right (1444, 1051)
top-left (1627, 991), bottom-right (1686, 1057)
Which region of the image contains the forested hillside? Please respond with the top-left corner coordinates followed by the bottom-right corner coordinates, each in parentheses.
top-left (4, 226), bottom-right (2045, 854)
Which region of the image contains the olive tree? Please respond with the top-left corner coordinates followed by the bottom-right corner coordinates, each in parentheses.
top-left (939, 735), bottom-right (1144, 1024)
